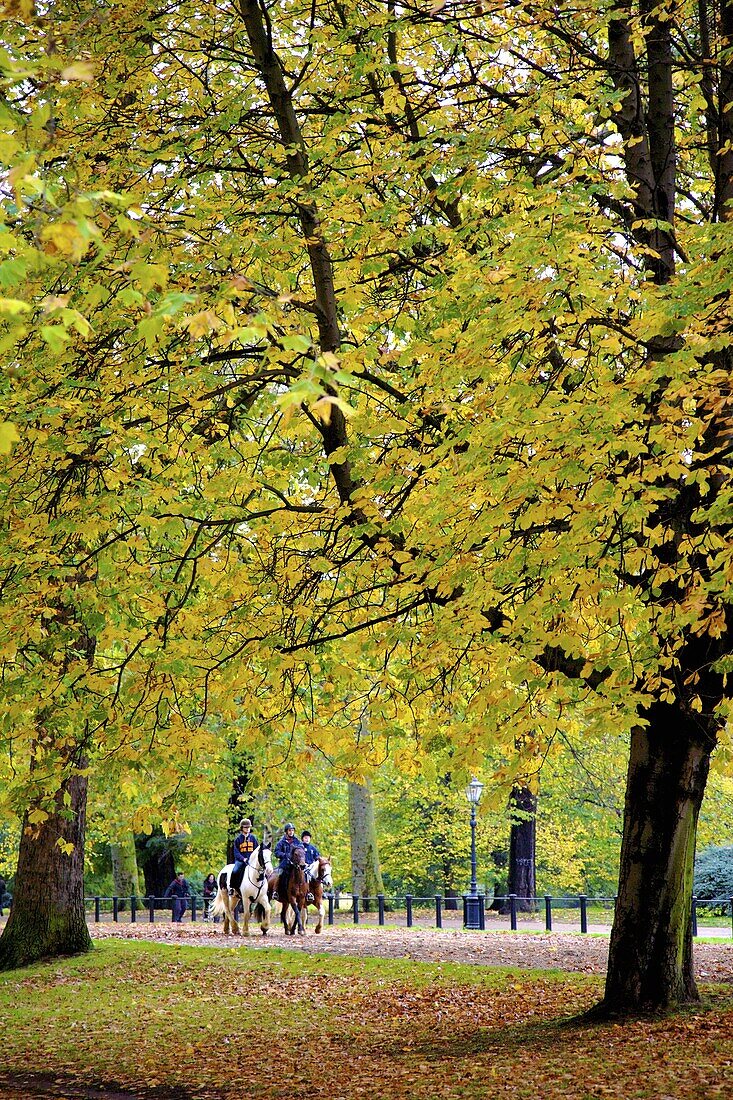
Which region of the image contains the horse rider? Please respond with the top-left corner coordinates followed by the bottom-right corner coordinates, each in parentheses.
top-left (270, 822), bottom-right (304, 901)
top-left (301, 830), bottom-right (320, 864)
top-left (233, 818), bottom-right (258, 866)
top-left (274, 822), bottom-right (301, 871)
top-left (231, 818), bottom-right (258, 897)
top-left (301, 830), bottom-right (320, 903)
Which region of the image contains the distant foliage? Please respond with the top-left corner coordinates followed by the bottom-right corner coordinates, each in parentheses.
top-left (694, 846), bottom-right (733, 904)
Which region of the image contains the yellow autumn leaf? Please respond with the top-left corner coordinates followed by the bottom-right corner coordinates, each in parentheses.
top-left (60, 61), bottom-right (95, 83)
top-left (0, 297), bottom-right (30, 315)
top-left (0, 423), bottom-right (19, 454)
top-left (39, 221), bottom-right (89, 261)
top-left (186, 310), bottom-right (223, 338)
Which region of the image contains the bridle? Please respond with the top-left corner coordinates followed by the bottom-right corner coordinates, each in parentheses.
top-left (242, 846), bottom-right (272, 899)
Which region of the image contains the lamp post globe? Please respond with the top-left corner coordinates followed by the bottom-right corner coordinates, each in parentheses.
top-left (464, 777), bottom-right (484, 929)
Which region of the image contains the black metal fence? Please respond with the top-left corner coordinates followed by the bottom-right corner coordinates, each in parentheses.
top-left (82, 892), bottom-right (733, 936)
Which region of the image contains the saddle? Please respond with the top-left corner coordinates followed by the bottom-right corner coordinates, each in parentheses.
top-left (229, 862), bottom-right (246, 896)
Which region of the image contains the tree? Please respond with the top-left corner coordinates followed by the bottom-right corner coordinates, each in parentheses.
top-left (135, 830), bottom-right (185, 904)
top-left (0, 770), bottom-right (90, 970)
top-left (2, 0), bottom-right (733, 1018)
top-left (208, 0), bottom-right (733, 1014)
top-left (348, 778), bottom-right (385, 909)
top-left (110, 832), bottom-right (141, 909)
top-left (504, 785), bottom-right (537, 913)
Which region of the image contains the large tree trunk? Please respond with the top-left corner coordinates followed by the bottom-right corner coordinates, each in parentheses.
top-left (348, 778), bottom-right (384, 911)
top-left (0, 771), bottom-right (91, 970)
top-left (135, 828), bottom-right (177, 907)
top-left (227, 748), bottom-right (253, 861)
top-left (506, 784), bottom-right (537, 913)
top-left (599, 709), bottom-right (711, 1015)
top-left (110, 831), bottom-right (140, 910)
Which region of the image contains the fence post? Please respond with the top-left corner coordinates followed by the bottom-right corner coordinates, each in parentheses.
top-left (94, 896), bottom-right (100, 923)
top-left (692, 895), bottom-right (698, 937)
top-left (545, 895), bottom-right (552, 932)
top-left (148, 896), bottom-right (155, 923)
top-left (579, 894), bottom-right (588, 934)
top-left (378, 894), bottom-right (385, 926)
top-left (509, 893), bottom-right (517, 931)
top-left (435, 894), bottom-right (442, 929)
top-left (479, 894), bottom-right (485, 930)
top-left (112, 896), bottom-right (119, 923)
top-left (353, 894), bottom-right (359, 924)
top-left (191, 895), bottom-right (197, 922)
top-left (130, 896), bottom-right (136, 923)
top-left (328, 892), bottom-right (334, 925)
top-left (406, 894), bottom-right (413, 928)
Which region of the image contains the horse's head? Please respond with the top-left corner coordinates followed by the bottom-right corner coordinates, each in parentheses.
top-left (250, 845), bottom-right (272, 880)
top-left (290, 844), bottom-right (306, 868)
top-left (320, 857), bottom-right (333, 890)
top-left (259, 845), bottom-right (273, 876)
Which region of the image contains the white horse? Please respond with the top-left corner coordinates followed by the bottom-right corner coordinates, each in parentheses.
top-left (209, 844), bottom-right (273, 936)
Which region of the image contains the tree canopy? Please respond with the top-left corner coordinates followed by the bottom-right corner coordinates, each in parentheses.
top-left (1, 0), bottom-right (733, 1010)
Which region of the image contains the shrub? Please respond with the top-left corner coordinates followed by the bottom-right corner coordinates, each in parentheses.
top-left (694, 845), bottom-right (733, 910)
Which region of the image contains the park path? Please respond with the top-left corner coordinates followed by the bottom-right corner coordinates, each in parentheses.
top-left (88, 921), bottom-right (733, 983)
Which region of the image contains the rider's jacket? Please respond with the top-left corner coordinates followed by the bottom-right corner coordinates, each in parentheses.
top-left (233, 830), bottom-right (258, 864)
top-left (303, 842), bottom-right (320, 864)
top-left (275, 833), bottom-right (303, 869)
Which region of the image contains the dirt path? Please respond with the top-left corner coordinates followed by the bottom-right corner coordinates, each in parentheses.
top-left (89, 922), bottom-right (733, 983)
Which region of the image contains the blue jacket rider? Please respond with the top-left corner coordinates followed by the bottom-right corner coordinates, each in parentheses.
top-left (275, 823), bottom-right (301, 870)
top-left (301, 831), bottom-right (320, 865)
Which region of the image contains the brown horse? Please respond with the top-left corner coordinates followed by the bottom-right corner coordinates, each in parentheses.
top-left (302, 856), bottom-right (333, 934)
top-left (269, 846), bottom-right (308, 935)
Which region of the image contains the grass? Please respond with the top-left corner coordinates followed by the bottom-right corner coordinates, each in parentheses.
top-left (1, 940), bottom-right (733, 1099)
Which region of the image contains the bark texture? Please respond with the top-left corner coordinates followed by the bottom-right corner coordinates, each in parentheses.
top-left (0, 772), bottom-right (91, 970)
top-left (348, 778), bottom-right (385, 910)
top-left (506, 785), bottom-right (537, 913)
top-left (110, 831), bottom-right (140, 908)
top-left (600, 712), bottom-right (711, 1014)
top-left (136, 829), bottom-right (177, 905)
top-left (226, 748), bottom-right (253, 861)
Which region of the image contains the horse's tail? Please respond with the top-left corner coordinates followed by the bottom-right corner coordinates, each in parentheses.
top-left (209, 891), bottom-right (227, 921)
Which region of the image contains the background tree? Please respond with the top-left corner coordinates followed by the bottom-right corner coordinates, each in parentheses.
top-left (110, 832), bottom-right (140, 909)
top-left (348, 778), bottom-right (385, 909)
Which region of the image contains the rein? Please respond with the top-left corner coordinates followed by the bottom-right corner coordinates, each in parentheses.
top-left (241, 848), bottom-right (271, 898)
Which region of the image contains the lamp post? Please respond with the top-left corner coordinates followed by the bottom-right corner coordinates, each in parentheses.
top-left (464, 776), bottom-right (484, 929)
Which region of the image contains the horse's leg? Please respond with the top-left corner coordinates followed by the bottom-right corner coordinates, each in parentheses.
top-left (284, 902), bottom-right (297, 935)
top-left (294, 896), bottom-right (306, 935)
top-left (315, 901), bottom-right (324, 933)
top-left (241, 897), bottom-right (250, 936)
top-left (259, 895), bottom-right (271, 936)
top-left (228, 893), bottom-right (240, 935)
